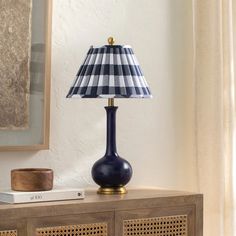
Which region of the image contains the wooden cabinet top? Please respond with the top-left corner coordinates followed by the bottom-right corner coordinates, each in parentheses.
top-left (0, 188), bottom-right (203, 220)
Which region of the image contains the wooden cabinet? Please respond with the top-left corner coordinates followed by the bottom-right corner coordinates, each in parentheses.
top-left (0, 189), bottom-right (203, 236)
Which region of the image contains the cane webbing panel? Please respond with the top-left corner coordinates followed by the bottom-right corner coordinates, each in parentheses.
top-left (0, 231), bottom-right (17, 236)
top-left (36, 222), bottom-right (107, 236)
top-left (123, 215), bottom-right (187, 236)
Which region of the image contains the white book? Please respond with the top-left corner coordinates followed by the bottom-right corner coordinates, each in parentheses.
top-left (0, 188), bottom-right (85, 204)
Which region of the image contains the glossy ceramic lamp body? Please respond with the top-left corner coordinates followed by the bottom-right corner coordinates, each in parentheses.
top-left (92, 106), bottom-right (132, 194)
top-left (67, 42), bottom-right (152, 194)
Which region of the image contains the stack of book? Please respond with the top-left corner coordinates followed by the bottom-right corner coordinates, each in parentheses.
top-left (0, 188), bottom-right (85, 204)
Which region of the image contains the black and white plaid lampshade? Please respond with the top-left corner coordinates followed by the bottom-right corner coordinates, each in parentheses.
top-left (66, 45), bottom-right (152, 98)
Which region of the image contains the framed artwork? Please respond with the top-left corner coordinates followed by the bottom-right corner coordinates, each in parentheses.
top-left (0, 0), bottom-right (52, 151)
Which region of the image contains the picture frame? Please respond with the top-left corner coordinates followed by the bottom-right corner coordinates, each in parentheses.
top-left (0, 0), bottom-right (52, 151)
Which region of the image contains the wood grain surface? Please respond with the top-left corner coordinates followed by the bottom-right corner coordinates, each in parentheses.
top-left (11, 168), bottom-right (53, 191)
top-left (0, 189), bottom-right (203, 236)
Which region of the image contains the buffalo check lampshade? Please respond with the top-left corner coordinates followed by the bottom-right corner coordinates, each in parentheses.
top-left (66, 45), bottom-right (152, 98)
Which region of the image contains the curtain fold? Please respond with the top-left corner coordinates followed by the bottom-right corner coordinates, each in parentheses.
top-left (193, 0), bottom-right (235, 235)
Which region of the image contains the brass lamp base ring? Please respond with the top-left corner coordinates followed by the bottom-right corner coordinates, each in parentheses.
top-left (97, 187), bottom-right (127, 195)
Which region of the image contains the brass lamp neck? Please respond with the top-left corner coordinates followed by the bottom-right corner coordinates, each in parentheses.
top-left (108, 98), bottom-right (114, 107)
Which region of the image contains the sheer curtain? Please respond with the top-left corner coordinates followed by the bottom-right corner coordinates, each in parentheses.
top-left (193, 0), bottom-right (236, 235)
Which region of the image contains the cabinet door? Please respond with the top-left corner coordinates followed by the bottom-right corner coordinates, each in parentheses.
top-left (27, 212), bottom-right (114, 236)
top-left (115, 205), bottom-right (200, 236)
top-left (0, 220), bottom-right (27, 236)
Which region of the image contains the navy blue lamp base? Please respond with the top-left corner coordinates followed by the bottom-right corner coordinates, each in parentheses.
top-left (91, 106), bottom-right (133, 194)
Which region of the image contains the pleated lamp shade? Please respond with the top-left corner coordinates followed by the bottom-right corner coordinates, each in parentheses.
top-left (66, 45), bottom-right (152, 98)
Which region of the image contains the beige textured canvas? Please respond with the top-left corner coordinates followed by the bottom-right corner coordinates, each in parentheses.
top-left (0, 0), bottom-right (32, 129)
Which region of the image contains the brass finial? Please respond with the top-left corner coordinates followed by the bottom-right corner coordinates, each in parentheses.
top-left (108, 37), bottom-right (115, 45)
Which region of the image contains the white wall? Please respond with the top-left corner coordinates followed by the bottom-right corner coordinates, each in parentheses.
top-left (0, 0), bottom-right (197, 192)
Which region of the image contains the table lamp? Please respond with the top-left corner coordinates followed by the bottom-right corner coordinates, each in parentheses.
top-left (67, 37), bottom-right (152, 194)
